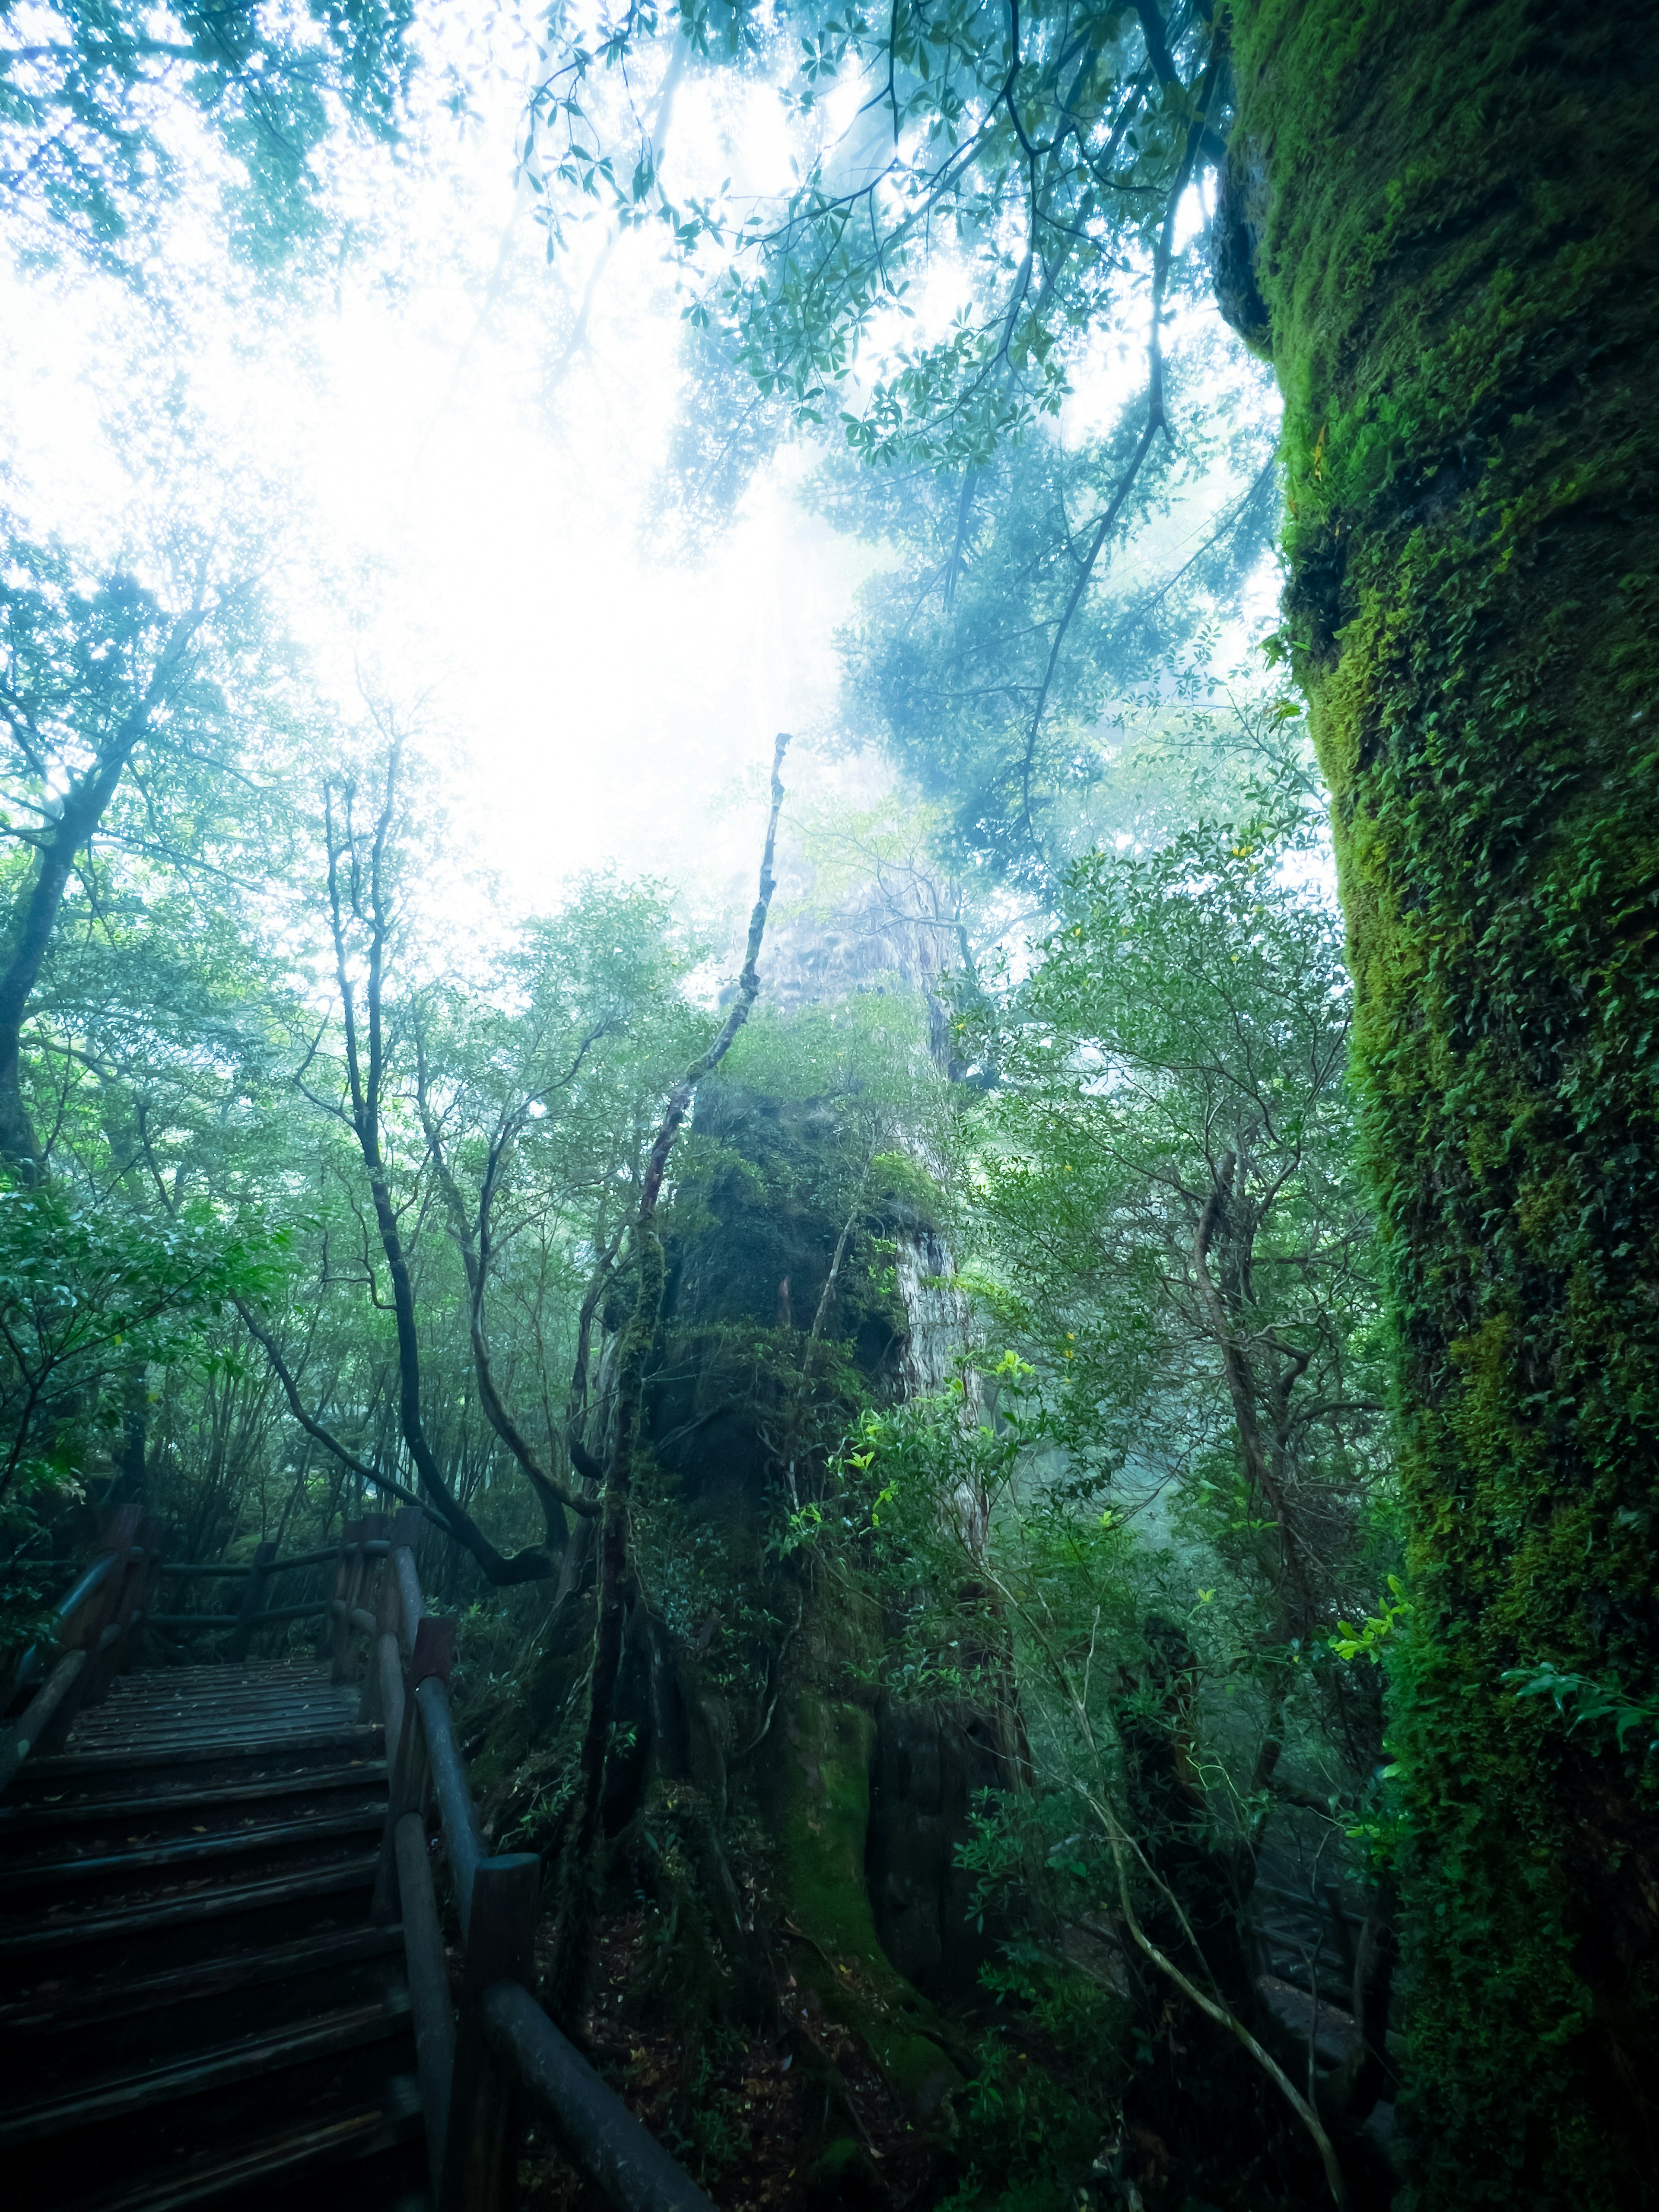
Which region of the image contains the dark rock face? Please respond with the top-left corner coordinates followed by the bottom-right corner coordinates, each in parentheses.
top-left (668, 1090), bottom-right (849, 1336)
top-left (868, 1697), bottom-right (1005, 2005)
top-left (1209, 134), bottom-right (1274, 359)
top-left (651, 1080), bottom-right (1011, 2009)
top-left (649, 1083), bottom-right (908, 1510)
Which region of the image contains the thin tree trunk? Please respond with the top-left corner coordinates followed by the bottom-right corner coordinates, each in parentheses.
top-left (416, 1071), bottom-right (601, 1542)
top-left (308, 747), bottom-right (561, 1586)
top-left (0, 612), bottom-right (201, 1174)
top-left (1192, 1151), bottom-right (1312, 1632)
top-left (549, 735), bottom-right (789, 2025)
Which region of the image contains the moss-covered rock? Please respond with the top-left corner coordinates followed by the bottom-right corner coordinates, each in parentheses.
top-left (764, 1585), bottom-right (967, 2127)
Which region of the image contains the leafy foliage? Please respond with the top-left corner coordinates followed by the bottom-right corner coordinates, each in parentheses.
top-left (0, 0), bottom-right (420, 268)
top-left (0, 1177), bottom-right (273, 1649)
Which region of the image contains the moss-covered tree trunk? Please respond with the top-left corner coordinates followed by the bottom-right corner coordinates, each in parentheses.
top-left (475, 1083), bottom-right (982, 2201)
top-left (1227, 3), bottom-right (1659, 2201)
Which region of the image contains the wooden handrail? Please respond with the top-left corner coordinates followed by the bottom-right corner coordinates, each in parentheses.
top-left (344, 1508), bottom-right (714, 2212)
top-left (0, 1508), bottom-right (166, 1793)
top-left (155, 1540), bottom-right (391, 1579)
top-left (145, 1602), bottom-right (331, 1630)
top-left (0, 1649), bottom-right (87, 1793)
top-left (144, 1527), bottom-right (395, 1650)
top-left (6, 1545), bottom-right (127, 1696)
top-left (484, 1983), bottom-right (716, 2212)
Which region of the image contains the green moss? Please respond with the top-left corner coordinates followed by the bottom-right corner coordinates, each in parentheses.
top-left (808, 2138), bottom-right (864, 2180)
top-left (770, 1585), bottom-right (966, 2123)
top-left (1230, 2), bottom-right (1659, 2202)
top-left (802, 2136), bottom-right (879, 2209)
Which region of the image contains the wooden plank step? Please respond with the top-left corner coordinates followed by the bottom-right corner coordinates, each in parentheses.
top-left (0, 1763), bottom-right (388, 1831)
top-left (2, 1806), bottom-right (387, 1891)
top-left (18, 1729), bottom-right (380, 1780)
top-left (65, 1707), bottom-right (376, 1743)
top-left (75, 1685), bottom-right (337, 1700)
top-left (71, 1701), bottom-right (353, 1725)
top-left (66, 2088), bottom-right (424, 2212)
top-left (105, 1668), bottom-right (336, 1689)
top-left (76, 1704), bottom-right (352, 1726)
top-left (92, 1671), bottom-right (339, 1690)
top-left (64, 1713), bottom-right (360, 1740)
top-left (107, 1668), bottom-right (335, 1684)
top-left (55, 1734), bottom-right (369, 1760)
top-left (76, 1686), bottom-right (353, 1711)
top-left (0, 1992), bottom-right (413, 2147)
top-left (114, 1663), bottom-right (334, 1679)
top-left (67, 1711), bottom-right (371, 1738)
top-left (0, 1855), bottom-right (378, 1956)
top-left (0, 1923), bottom-right (407, 2032)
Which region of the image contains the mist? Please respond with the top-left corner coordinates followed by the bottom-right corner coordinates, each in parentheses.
top-left (3, 9), bottom-right (1647, 2212)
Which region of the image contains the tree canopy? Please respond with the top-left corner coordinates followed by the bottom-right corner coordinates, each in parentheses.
top-left (2, 6), bottom-right (1654, 2210)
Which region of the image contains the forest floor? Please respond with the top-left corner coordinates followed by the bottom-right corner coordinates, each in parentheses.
top-left (517, 1907), bottom-right (944, 2210)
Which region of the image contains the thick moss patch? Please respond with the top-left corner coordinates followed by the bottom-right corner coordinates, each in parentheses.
top-left (769, 1591), bottom-right (966, 2125)
top-left (1230, 2), bottom-right (1659, 2202)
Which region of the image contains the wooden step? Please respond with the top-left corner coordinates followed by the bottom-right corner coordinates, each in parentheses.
top-left (66, 1703), bottom-right (361, 1740)
top-left (66, 2088), bottom-right (424, 2212)
top-left (2, 1806), bottom-right (386, 1892)
top-left (70, 1690), bottom-right (362, 1725)
top-left (0, 1990), bottom-right (414, 2147)
top-left (13, 1727), bottom-right (381, 1783)
top-left (0, 1923), bottom-right (407, 2034)
top-left (0, 1762), bottom-right (388, 1833)
top-left (0, 1854), bottom-right (379, 1958)
top-left (78, 1665), bottom-right (339, 1698)
top-left (66, 1715), bottom-right (372, 1746)
top-left (105, 1665), bottom-right (335, 1684)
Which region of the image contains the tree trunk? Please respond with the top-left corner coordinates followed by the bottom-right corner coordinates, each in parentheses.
top-left (0, 604), bottom-right (201, 1176)
top-left (1228, 4), bottom-right (1659, 2202)
top-left (0, 768), bottom-right (123, 1172)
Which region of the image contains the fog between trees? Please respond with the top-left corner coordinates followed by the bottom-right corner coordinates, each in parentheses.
top-left (2, 7), bottom-right (1654, 2210)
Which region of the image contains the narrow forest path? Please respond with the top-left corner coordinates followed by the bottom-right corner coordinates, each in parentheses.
top-left (0, 1660), bottom-right (427, 2212)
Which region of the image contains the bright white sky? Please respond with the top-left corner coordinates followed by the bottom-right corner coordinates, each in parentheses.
top-left (0, 12), bottom-right (1271, 950)
top-left (0, 20), bottom-right (884, 936)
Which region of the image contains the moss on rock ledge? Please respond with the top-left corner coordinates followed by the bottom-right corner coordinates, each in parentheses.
top-left (766, 1586), bottom-right (966, 2129)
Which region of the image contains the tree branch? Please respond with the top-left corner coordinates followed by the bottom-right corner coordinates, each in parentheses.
top-left (551, 734), bottom-right (790, 2024)
top-left (234, 1300), bottom-right (423, 1510)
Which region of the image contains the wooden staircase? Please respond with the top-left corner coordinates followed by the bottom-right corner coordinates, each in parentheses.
top-left (0, 1660), bottom-right (428, 2211)
top-left (0, 1513), bottom-right (715, 2212)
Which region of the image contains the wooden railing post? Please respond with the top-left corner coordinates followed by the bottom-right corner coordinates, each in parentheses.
top-left (390, 1503), bottom-right (426, 1658)
top-left (397, 1805), bottom-right (457, 2199)
top-left (370, 1502), bottom-right (426, 1741)
top-left (372, 1612), bottom-right (455, 1924)
top-left (329, 1517), bottom-right (364, 1684)
top-left (226, 1538), bottom-right (277, 1663)
top-left (81, 1515), bottom-right (164, 1700)
top-left (343, 1517), bottom-right (373, 1683)
top-left (356, 1513), bottom-right (392, 1723)
top-left (33, 1506), bottom-right (140, 1758)
top-left (439, 1852), bottom-right (540, 2212)
top-left (365, 1538), bottom-right (405, 1737)
top-left (121, 1522), bottom-right (168, 1672)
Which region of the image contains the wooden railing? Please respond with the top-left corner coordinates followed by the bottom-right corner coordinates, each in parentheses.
top-left (146, 1536), bottom-right (372, 1657)
top-left (0, 1505), bottom-right (166, 1792)
top-left (2, 1504), bottom-right (715, 2206)
top-left (344, 1505), bottom-right (715, 2212)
